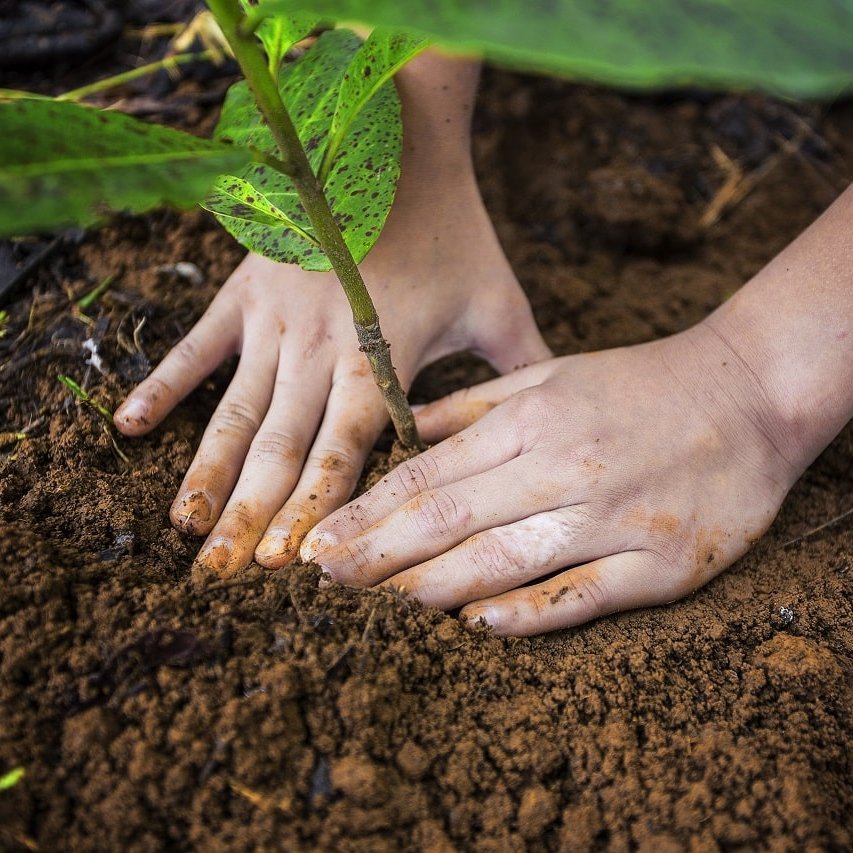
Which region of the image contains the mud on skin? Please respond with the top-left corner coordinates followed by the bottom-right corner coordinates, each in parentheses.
top-left (0, 71), bottom-right (851, 849)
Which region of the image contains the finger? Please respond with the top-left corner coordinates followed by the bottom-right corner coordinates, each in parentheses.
top-left (300, 398), bottom-right (529, 559)
top-left (114, 292), bottom-right (239, 436)
top-left (415, 359), bottom-right (556, 443)
top-left (460, 550), bottom-right (664, 637)
top-left (255, 368), bottom-right (389, 568)
top-left (306, 455), bottom-right (567, 588)
top-left (379, 504), bottom-right (625, 610)
top-left (169, 335), bottom-right (278, 536)
top-left (193, 346), bottom-right (335, 575)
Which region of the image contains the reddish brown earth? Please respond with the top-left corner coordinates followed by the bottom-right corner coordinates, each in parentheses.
top-left (1, 55), bottom-right (851, 852)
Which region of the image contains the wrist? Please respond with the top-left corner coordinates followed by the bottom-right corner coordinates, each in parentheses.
top-left (698, 186), bottom-right (853, 475)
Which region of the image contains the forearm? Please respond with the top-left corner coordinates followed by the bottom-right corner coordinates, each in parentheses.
top-left (704, 182), bottom-right (853, 471)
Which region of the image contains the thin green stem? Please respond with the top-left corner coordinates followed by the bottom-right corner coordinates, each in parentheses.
top-left (77, 272), bottom-right (118, 311)
top-left (57, 50), bottom-right (217, 102)
top-left (58, 374), bottom-right (113, 424)
top-left (206, 0), bottom-right (422, 450)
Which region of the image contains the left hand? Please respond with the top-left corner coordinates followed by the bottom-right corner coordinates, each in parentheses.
top-left (301, 321), bottom-right (804, 635)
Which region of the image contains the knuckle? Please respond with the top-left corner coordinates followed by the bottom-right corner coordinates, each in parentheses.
top-left (526, 587), bottom-right (551, 627)
top-left (213, 399), bottom-right (261, 436)
top-left (468, 531), bottom-right (521, 585)
top-left (541, 570), bottom-right (612, 619)
top-left (275, 502), bottom-right (316, 529)
top-left (337, 538), bottom-right (374, 585)
top-left (507, 389), bottom-right (552, 446)
top-left (140, 374), bottom-right (174, 404)
top-left (410, 489), bottom-right (470, 541)
top-left (390, 453), bottom-right (443, 499)
top-left (223, 501), bottom-right (256, 531)
top-left (337, 355), bottom-right (372, 381)
top-left (171, 334), bottom-right (202, 367)
top-left (250, 430), bottom-right (301, 465)
top-left (578, 573), bottom-right (611, 612)
top-left (446, 386), bottom-right (474, 413)
top-left (309, 447), bottom-right (360, 482)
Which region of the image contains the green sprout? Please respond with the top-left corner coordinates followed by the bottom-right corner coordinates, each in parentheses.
top-left (0, 767), bottom-right (25, 791)
top-left (58, 375), bottom-right (130, 463)
top-left (0, 309), bottom-right (9, 339)
top-left (76, 272), bottom-right (118, 312)
top-left (58, 374), bottom-right (114, 423)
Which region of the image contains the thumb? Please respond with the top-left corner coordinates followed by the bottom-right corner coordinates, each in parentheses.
top-left (415, 358), bottom-right (555, 443)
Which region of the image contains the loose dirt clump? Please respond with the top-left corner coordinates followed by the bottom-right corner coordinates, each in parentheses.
top-left (1, 69), bottom-right (851, 850)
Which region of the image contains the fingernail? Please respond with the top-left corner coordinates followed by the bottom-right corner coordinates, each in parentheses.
top-left (196, 538), bottom-right (233, 573)
top-left (300, 531), bottom-right (337, 562)
top-left (462, 607), bottom-right (498, 630)
top-left (114, 397), bottom-right (148, 425)
top-left (172, 491), bottom-right (212, 530)
top-left (255, 533), bottom-right (291, 564)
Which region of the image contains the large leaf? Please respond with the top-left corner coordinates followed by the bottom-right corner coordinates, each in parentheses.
top-left (0, 98), bottom-right (251, 237)
top-left (207, 27), bottom-right (420, 271)
top-left (255, 0), bottom-right (853, 98)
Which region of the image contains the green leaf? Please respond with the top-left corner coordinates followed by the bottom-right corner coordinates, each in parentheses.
top-left (320, 28), bottom-right (429, 182)
top-left (201, 175), bottom-right (319, 246)
top-left (0, 98), bottom-right (252, 238)
top-left (209, 28), bottom-right (403, 271)
top-left (239, 3), bottom-right (322, 74)
top-left (255, 0), bottom-right (853, 98)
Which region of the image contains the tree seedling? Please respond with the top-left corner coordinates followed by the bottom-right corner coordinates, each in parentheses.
top-left (0, 1), bottom-right (850, 451)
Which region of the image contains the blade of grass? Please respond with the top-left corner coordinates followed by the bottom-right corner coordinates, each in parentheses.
top-left (76, 272), bottom-right (118, 311)
top-left (57, 374), bottom-right (114, 423)
top-left (56, 50), bottom-right (219, 102)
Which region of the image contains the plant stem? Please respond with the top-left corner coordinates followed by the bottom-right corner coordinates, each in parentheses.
top-left (57, 374), bottom-right (113, 423)
top-left (206, 0), bottom-right (422, 450)
top-left (57, 50), bottom-right (218, 102)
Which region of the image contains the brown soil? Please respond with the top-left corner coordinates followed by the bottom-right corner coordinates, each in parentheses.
top-left (1, 66), bottom-right (852, 851)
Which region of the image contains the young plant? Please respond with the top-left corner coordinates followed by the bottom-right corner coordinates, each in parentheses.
top-left (57, 374), bottom-right (130, 463)
top-left (0, 0), bottom-right (850, 450)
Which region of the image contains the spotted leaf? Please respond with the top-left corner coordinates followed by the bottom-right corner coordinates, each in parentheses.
top-left (209, 28), bottom-right (411, 271)
top-left (201, 175), bottom-right (318, 248)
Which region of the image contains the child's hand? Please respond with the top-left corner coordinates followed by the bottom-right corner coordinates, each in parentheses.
top-left (300, 323), bottom-right (801, 635)
top-left (300, 182), bottom-right (853, 636)
top-left (114, 174), bottom-right (550, 576)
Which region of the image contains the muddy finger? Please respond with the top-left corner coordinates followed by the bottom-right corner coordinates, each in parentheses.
top-left (114, 292), bottom-right (239, 436)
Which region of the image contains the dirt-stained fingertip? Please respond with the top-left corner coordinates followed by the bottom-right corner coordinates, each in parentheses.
top-left (113, 397), bottom-right (150, 433)
top-left (170, 490), bottom-right (214, 535)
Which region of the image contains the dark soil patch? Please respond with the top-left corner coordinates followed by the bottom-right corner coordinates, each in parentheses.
top-left (1, 51), bottom-right (851, 852)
